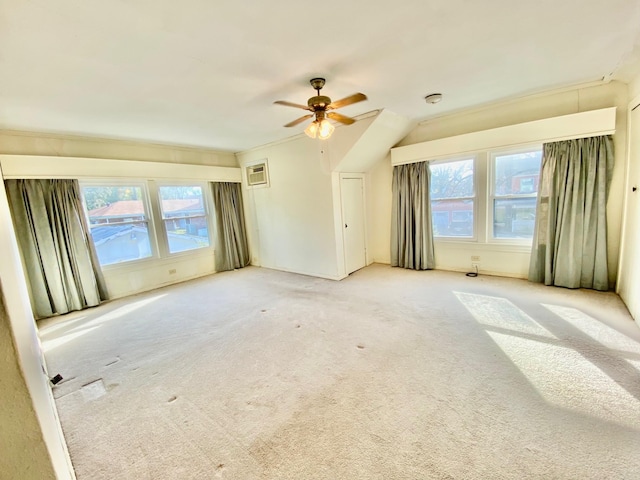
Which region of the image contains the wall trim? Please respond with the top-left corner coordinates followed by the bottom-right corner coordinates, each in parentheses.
top-left (0, 129), bottom-right (236, 154)
top-left (391, 107), bottom-right (617, 166)
top-left (0, 155), bottom-right (241, 182)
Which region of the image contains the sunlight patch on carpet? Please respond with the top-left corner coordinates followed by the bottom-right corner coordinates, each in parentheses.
top-left (542, 304), bottom-right (640, 353)
top-left (487, 331), bottom-right (640, 429)
top-left (630, 359), bottom-right (640, 375)
top-left (42, 326), bottom-right (100, 353)
top-left (454, 291), bottom-right (555, 338)
top-left (39, 315), bottom-right (87, 336)
top-left (69, 294), bottom-right (167, 332)
top-left (456, 292), bottom-right (640, 429)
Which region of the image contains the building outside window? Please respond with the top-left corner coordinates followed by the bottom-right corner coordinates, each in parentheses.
top-left (491, 150), bottom-right (542, 239)
top-left (430, 158), bottom-right (475, 238)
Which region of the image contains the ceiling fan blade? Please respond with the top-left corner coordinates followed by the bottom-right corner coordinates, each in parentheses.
top-left (284, 114), bottom-right (313, 127)
top-left (328, 92), bottom-right (367, 110)
top-left (327, 111), bottom-right (355, 125)
top-left (274, 100), bottom-right (312, 111)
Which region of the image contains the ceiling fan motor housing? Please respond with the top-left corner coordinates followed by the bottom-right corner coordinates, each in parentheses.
top-left (313, 110), bottom-right (327, 122)
top-left (308, 95), bottom-right (331, 110)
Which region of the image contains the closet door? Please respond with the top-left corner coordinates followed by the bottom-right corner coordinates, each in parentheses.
top-left (341, 176), bottom-right (366, 274)
top-left (618, 102), bottom-right (640, 323)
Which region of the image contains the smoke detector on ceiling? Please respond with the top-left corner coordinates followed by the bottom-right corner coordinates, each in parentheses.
top-left (424, 93), bottom-right (443, 104)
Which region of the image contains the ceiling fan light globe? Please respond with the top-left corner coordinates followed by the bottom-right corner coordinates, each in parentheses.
top-left (318, 119), bottom-right (335, 139)
top-left (305, 121), bottom-right (319, 138)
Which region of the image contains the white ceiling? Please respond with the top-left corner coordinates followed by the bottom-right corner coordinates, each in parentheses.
top-left (2, 0), bottom-right (640, 152)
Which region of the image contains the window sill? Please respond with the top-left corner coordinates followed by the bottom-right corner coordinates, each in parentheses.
top-left (434, 239), bottom-right (532, 253)
top-left (101, 247), bottom-right (214, 273)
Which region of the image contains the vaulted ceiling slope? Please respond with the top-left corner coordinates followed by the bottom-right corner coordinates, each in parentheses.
top-left (2, 0), bottom-right (640, 152)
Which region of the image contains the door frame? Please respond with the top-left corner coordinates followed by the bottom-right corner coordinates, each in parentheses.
top-left (616, 92), bottom-right (640, 324)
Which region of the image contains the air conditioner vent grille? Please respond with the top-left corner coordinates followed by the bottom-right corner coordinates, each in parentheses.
top-left (246, 162), bottom-right (269, 187)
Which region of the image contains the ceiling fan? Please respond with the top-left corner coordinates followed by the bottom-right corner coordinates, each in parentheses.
top-left (274, 78), bottom-right (367, 139)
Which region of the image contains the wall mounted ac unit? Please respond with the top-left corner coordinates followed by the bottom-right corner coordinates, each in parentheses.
top-left (246, 162), bottom-right (269, 187)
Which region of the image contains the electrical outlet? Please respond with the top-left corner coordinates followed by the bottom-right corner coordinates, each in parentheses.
top-left (471, 262), bottom-right (480, 270)
top-left (471, 255), bottom-right (481, 262)
top-left (168, 269), bottom-right (177, 275)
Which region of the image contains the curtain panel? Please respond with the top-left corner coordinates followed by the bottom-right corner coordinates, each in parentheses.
top-left (211, 182), bottom-right (250, 272)
top-left (528, 135), bottom-right (614, 291)
top-left (391, 161), bottom-right (435, 270)
top-left (5, 179), bottom-right (107, 319)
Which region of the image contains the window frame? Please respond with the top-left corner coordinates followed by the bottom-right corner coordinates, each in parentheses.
top-left (152, 181), bottom-right (215, 258)
top-left (429, 155), bottom-right (478, 242)
top-left (80, 179), bottom-right (217, 270)
top-left (80, 179), bottom-right (159, 269)
top-left (488, 145), bottom-right (542, 245)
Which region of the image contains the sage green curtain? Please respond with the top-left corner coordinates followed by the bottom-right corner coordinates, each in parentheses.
top-left (211, 182), bottom-right (250, 272)
top-left (391, 161), bottom-right (435, 270)
top-left (528, 135), bottom-right (614, 291)
top-left (5, 179), bottom-right (108, 319)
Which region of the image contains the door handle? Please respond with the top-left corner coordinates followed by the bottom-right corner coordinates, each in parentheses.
top-left (345, 224), bottom-right (348, 228)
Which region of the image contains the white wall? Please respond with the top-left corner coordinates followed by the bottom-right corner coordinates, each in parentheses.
top-left (238, 136), bottom-right (342, 279)
top-left (0, 294), bottom-right (58, 480)
top-left (367, 153), bottom-right (394, 264)
top-left (369, 81), bottom-right (629, 280)
top-left (630, 74), bottom-right (640, 100)
top-left (237, 111), bottom-right (413, 280)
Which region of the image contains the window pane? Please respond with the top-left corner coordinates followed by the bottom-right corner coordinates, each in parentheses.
top-left (430, 159), bottom-right (474, 199)
top-left (494, 151), bottom-right (541, 196)
top-left (83, 186), bottom-right (153, 266)
top-left (159, 186), bottom-right (211, 254)
top-left (164, 217), bottom-right (210, 253)
top-left (431, 200), bottom-right (474, 237)
top-left (90, 224), bottom-right (152, 265)
top-left (83, 186), bottom-right (146, 221)
top-left (493, 197), bottom-right (537, 238)
top-left (159, 186), bottom-right (206, 219)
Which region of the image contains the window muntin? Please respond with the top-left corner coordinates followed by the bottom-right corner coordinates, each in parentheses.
top-left (158, 185), bottom-right (211, 254)
top-left (430, 158), bottom-right (475, 238)
top-left (82, 185), bottom-right (153, 266)
top-left (491, 150), bottom-right (542, 239)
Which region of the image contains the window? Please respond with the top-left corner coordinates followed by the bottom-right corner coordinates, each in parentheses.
top-left (430, 158), bottom-right (475, 238)
top-left (427, 148), bottom-right (542, 244)
top-left (491, 150), bottom-right (542, 239)
top-left (158, 185), bottom-right (211, 254)
top-left (81, 181), bottom-right (215, 267)
top-left (82, 185), bottom-right (153, 266)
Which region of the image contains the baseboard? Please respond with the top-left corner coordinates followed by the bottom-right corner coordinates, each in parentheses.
top-left (256, 264), bottom-right (345, 281)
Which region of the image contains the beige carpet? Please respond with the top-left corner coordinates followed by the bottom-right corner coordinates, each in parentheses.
top-left (39, 264), bottom-right (640, 479)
